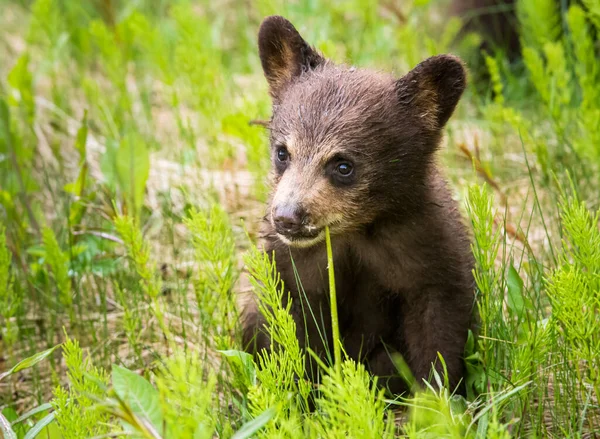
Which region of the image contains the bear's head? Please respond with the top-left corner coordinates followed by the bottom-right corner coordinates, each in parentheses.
top-left (259, 16), bottom-right (466, 248)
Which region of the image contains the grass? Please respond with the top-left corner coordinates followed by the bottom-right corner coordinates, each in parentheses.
top-left (1, 0), bottom-right (599, 437)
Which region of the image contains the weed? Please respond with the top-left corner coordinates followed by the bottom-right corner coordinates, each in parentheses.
top-left (1, 0), bottom-right (600, 437)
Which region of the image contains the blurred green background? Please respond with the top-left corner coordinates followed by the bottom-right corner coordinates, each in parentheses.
top-left (1, 0), bottom-right (600, 437)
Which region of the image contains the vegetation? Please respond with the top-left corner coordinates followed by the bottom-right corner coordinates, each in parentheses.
top-left (1, 0), bottom-right (599, 437)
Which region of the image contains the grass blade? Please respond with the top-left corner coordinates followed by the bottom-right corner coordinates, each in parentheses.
top-left (0, 412), bottom-right (17, 439)
top-left (0, 345), bottom-right (61, 382)
top-left (11, 403), bottom-right (53, 425)
top-left (23, 412), bottom-right (55, 439)
top-left (325, 225), bottom-right (341, 376)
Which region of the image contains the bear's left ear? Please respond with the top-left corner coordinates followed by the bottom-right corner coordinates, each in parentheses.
top-left (258, 16), bottom-right (325, 100)
top-left (396, 55), bottom-right (467, 129)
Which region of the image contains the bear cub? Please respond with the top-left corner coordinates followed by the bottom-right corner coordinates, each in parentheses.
top-left (242, 15), bottom-right (475, 395)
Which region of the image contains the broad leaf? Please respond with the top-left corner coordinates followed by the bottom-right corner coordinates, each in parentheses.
top-left (112, 365), bottom-right (163, 433)
top-left (507, 263), bottom-right (525, 317)
top-left (218, 349), bottom-right (256, 392)
top-left (231, 407), bottom-right (276, 439)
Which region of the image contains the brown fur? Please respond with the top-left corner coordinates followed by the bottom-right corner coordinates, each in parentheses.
top-left (242, 15), bottom-right (476, 395)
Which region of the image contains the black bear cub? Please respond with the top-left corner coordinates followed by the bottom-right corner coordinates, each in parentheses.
top-left (242, 15), bottom-right (475, 395)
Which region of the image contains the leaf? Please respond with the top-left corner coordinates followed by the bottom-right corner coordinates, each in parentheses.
top-left (507, 263), bottom-right (525, 317)
top-left (64, 111), bottom-right (90, 226)
top-left (193, 421), bottom-right (213, 439)
top-left (218, 349), bottom-right (256, 391)
top-left (112, 365), bottom-right (163, 433)
top-left (63, 164), bottom-right (87, 196)
top-left (7, 54), bottom-right (34, 122)
top-left (449, 394), bottom-right (468, 414)
top-left (32, 421), bottom-right (61, 439)
top-left (1, 408), bottom-right (18, 424)
top-left (23, 412), bottom-right (56, 439)
top-left (0, 98), bottom-right (10, 147)
top-left (464, 329), bottom-right (475, 355)
top-left (464, 331), bottom-right (485, 400)
top-left (231, 407), bottom-right (276, 439)
top-left (100, 138), bottom-right (119, 188)
top-left (100, 133), bottom-right (150, 216)
top-left (0, 411), bottom-right (17, 439)
top-left (2, 408), bottom-right (27, 437)
top-left (469, 381), bottom-right (531, 429)
top-left (11, 403), bottom-right (53, 425)
top-left (475, 411), bottom-right (489, 439)
top-left (116, 134), bottom-right (150, 215)
top-left (74, 110), bottom-right (88, 158)
top-left (0, 345), bottom-right (61, 381)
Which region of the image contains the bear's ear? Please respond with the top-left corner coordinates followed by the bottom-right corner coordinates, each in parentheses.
top-left (258, 16), bottom-right (325, 100)
top-left (396, 55), bottom-right (466, 129)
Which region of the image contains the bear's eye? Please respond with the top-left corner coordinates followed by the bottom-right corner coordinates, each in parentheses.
top-left (276, 146), bottom-right (289, 162)
top-left (328, 157), bottom-right (356, 186)
top-left (335, 162), bottom-right (353, 177)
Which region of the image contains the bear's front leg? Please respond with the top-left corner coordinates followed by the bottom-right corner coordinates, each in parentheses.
top-left (401, 287), bottom-right (472, 393)
top-left (240, 291), bottom-right (271, 356)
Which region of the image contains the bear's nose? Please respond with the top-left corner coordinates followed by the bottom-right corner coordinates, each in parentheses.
top-left (273, 205), bottom-right (305, 235)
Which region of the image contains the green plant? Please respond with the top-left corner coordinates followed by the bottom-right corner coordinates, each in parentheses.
top-left (0, 226), bottom-right (20, 347)
top-left (547, 187), bottom-right (600, 408)
top-left (0, 345), bottom-right (62, 439)
top-left (52, 337), bottom-right (110, 438)
top-left (2, 0), bottom-right (600, 436)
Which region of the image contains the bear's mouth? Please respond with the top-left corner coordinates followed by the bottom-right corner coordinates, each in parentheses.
top-left (276, 226), bottom-right (325, 248)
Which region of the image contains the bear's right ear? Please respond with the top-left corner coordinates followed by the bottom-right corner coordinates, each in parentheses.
top-left (258, 16), bottom-right (325, 100)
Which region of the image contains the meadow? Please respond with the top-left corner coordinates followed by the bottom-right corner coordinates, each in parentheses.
top-left (1, 0), bottom-right (599, 437)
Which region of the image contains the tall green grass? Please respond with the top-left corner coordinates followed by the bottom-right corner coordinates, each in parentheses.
top-left (1, 0), bottom-right (600, 437)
